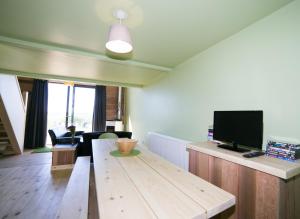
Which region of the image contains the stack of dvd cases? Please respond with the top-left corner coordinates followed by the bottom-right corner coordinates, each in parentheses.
top-left (207, 128), bottom-right (213, 141)
top-left (266, 141), bottom-right (300, 161)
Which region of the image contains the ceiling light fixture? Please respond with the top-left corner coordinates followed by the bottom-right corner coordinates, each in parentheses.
top-left (63, 81), bottom-right (75, 86)
top-left (105, 9), bottom-right (133, 54)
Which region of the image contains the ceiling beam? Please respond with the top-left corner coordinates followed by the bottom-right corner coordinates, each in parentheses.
top-left (0, 68), bottom-right (144, 88)
top-left (0, 35), bottom-right (172, 72)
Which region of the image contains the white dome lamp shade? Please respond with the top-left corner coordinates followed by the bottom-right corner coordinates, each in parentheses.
top-left (105, 10), bottom-right (133, 54)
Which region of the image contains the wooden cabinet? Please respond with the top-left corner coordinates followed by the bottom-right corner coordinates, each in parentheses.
top-left (188, 149), bottom-right (300, 219)
top-left (51, 144), bottom-right (77, 171)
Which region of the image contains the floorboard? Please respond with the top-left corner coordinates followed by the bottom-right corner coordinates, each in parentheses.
top-left (0, 152), bottom-right (71, 219)
top-left (0, 152), bottom-right (52, 168)
top-left (0, 152), bottom-right (99, 219)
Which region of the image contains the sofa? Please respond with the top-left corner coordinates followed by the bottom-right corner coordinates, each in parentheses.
top-left (77, 131), bottom-right (132, 160)
top-left (48, 127), bottom-right (84, 146)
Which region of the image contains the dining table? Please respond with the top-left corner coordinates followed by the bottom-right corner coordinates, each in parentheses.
top-left (92, 139), bottom-right (235, 219)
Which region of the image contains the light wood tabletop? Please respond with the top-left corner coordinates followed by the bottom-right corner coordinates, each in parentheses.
top-left (188, 141), bottom-right (300, 179)
top-left (92, 139), bottom-right (235, 219)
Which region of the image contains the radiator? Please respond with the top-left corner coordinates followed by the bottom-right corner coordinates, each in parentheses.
top-left (147, 132), bottom-right (190, 170)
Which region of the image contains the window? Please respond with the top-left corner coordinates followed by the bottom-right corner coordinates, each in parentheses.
top-left (47, 83), bottom-right (69, 128)
top-left (73, 86), bottom-right (95, 132)
top-left (47, 83), bottom-right (96, 133)
top-left (46, 82), bottom-right (124, 145)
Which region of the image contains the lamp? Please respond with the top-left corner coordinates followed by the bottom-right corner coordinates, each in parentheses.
top-left (105, 9), bottom-right (133, 54)
top-left (64, 81), bottom-right (75, 86)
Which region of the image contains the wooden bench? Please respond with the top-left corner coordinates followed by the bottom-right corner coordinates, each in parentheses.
top-left (56, 156), bottom-right (91, 219)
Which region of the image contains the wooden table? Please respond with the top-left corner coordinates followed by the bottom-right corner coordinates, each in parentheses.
top-left (92, 139), bottom-right (235, 219)
top-left (51, 143), bottom-right (77, 171)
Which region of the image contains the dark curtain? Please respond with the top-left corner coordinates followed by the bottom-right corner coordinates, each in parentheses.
top-left (92, 85), bottom-right (106, 131)
top-left (24, 79), bottom-right (48, 149)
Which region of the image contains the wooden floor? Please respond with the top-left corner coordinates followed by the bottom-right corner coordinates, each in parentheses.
top-left (0, 151), bottom-right (99, 219)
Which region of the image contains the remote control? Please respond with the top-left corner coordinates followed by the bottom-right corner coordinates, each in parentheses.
top-left (243, 151), bottom-right (265, 158)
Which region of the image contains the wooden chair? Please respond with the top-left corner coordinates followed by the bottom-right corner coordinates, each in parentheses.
top-left (98, 132), bottom-right (118, 139)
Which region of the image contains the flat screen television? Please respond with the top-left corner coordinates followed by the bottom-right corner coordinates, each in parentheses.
top-left (213, 110), bottom-right (263, 153)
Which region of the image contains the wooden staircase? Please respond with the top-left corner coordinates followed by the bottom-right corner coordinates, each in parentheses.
top-left (0, 118), bottom-right (18, 155)
top-left (0, 74), bottom-right (26, 155)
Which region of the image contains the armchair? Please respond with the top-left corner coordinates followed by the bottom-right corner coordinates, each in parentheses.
top-left (48, 127), bottom-right (84, 146)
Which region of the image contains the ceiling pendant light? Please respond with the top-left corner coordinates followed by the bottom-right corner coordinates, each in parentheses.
top-left (105, 9), bottom-right (133, 54)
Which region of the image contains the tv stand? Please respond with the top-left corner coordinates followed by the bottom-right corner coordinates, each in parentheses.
top-left (218, 144), bottom-right (250, 153)
top-left (187, 141), bottom-right (300, 219)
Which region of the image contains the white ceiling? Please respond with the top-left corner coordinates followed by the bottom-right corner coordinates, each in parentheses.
top-left (0, 0), bottom-right (293, 86)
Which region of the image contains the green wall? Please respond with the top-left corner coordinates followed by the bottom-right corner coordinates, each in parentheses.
top-left (126, 0), bottom-right (300, 145)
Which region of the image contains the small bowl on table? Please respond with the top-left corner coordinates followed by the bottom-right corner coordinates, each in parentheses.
top-left (116, 138), bottom-right (138, 155)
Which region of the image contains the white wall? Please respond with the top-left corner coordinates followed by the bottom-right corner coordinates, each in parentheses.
top-left (0, 74), bottom-right (25, 153)
top-left (126, 1), bottom-right (300, 147)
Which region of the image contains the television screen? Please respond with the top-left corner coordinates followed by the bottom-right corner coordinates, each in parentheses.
top-left (213, 111), bottom-right (263, 149)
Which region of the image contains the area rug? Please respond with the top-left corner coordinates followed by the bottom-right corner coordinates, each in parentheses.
top-left (32, 147), bottom-right (53, 153)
